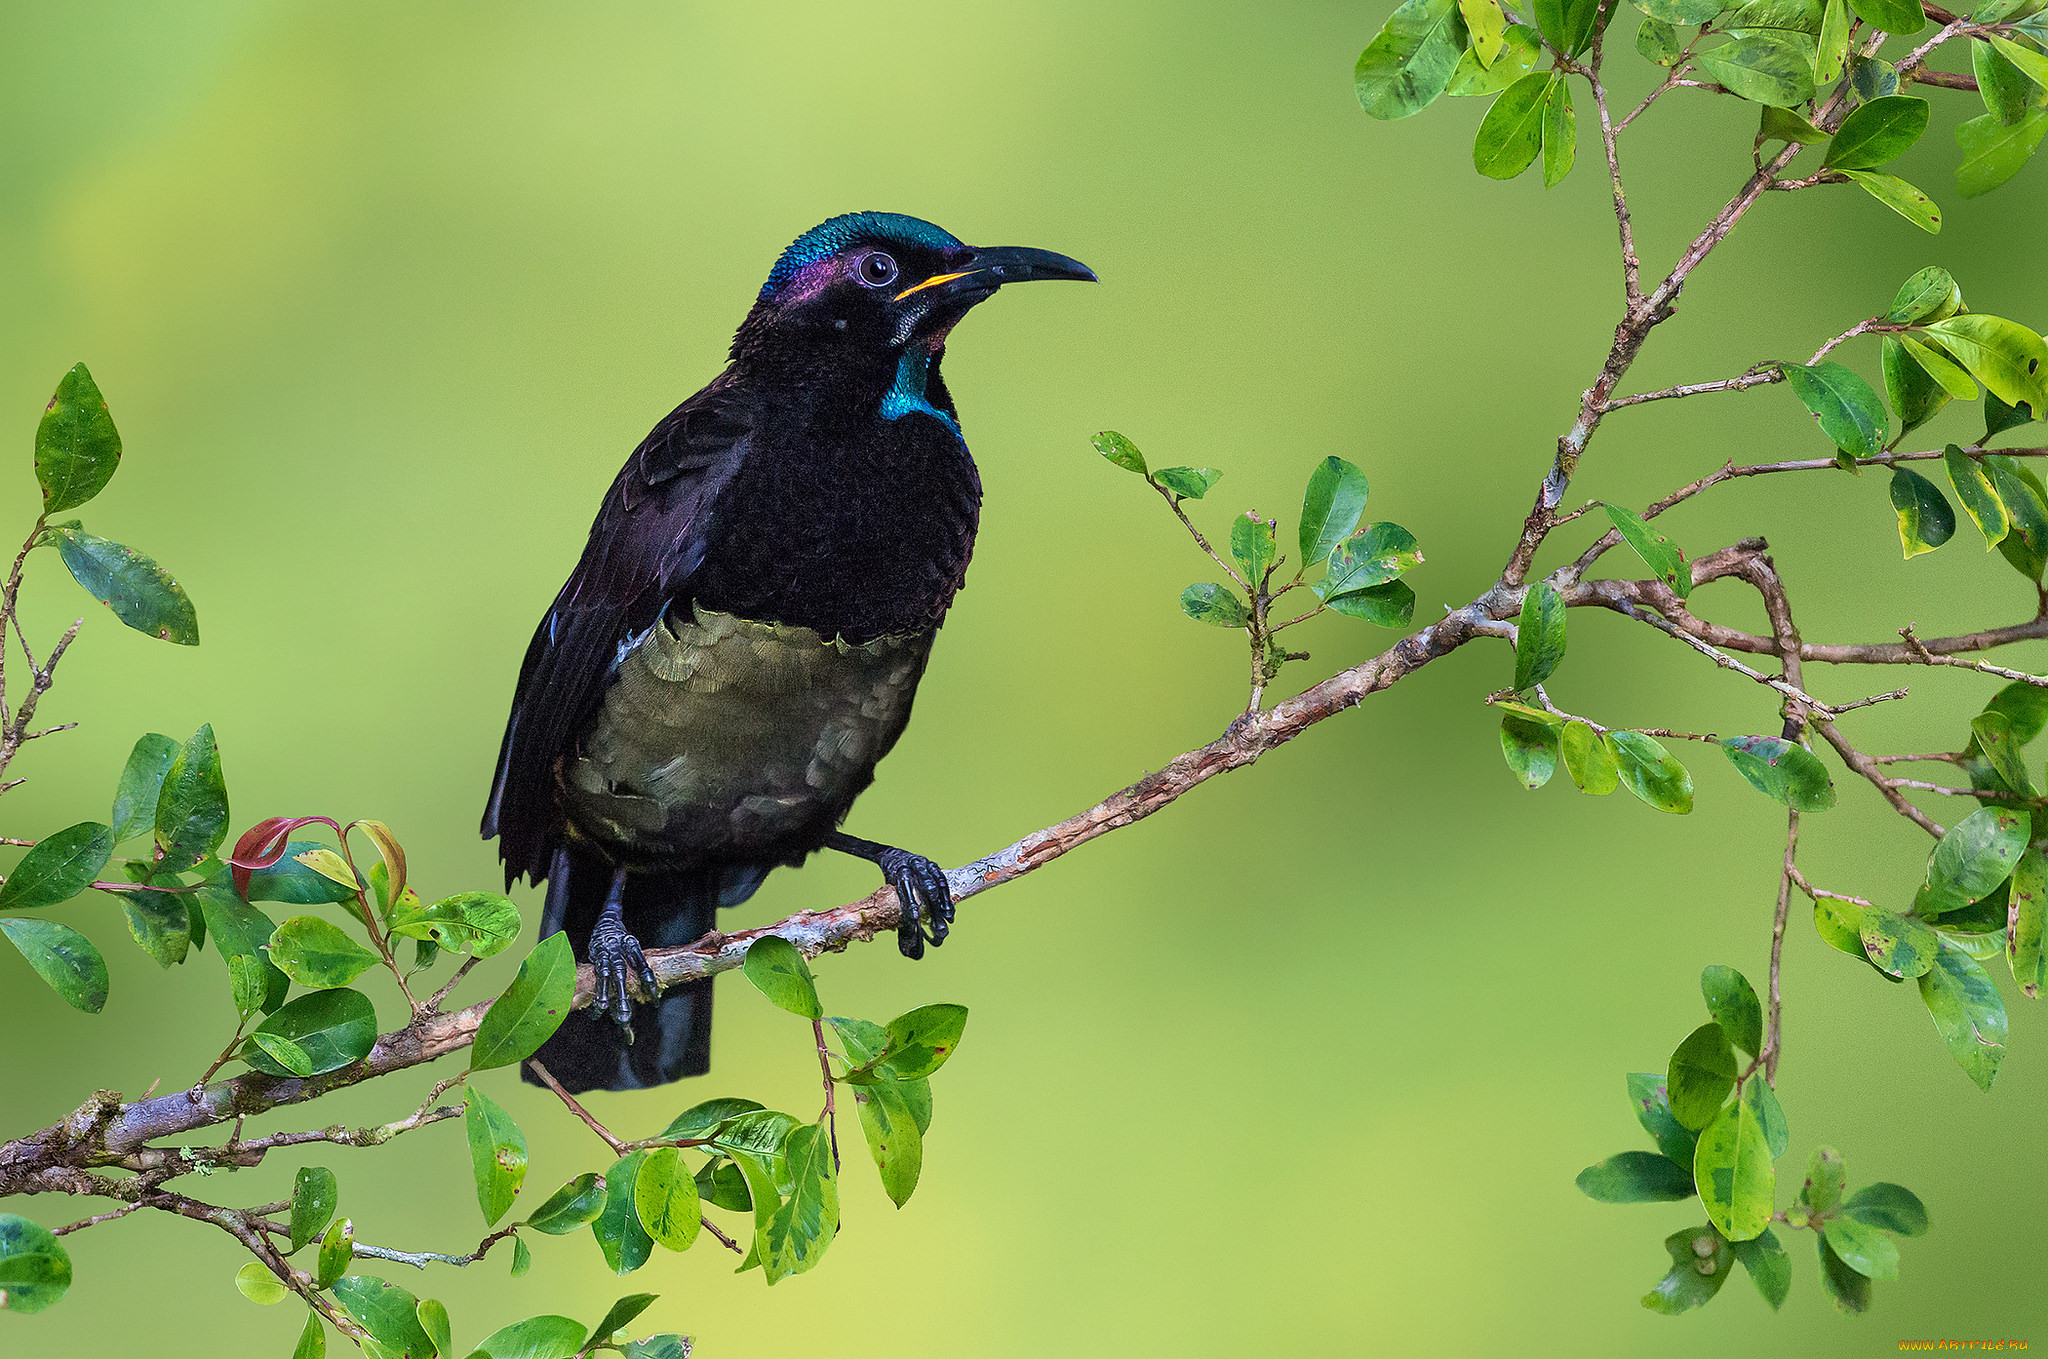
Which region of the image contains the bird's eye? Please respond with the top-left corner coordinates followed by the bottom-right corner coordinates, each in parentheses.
top-left (858, 252), bottom-right (899, 288)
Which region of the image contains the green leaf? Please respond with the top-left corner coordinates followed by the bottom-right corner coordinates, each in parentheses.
top-left (1090, 430), bottom-right (1146, 475)
top-left (155, 725), bottom-right (228, 870)
top-left (875, 1003), bottom-right (969, 1080)
top-left (709, 1109), bottom-right (803, 1162)
top-left (1542, 74), bottom-right (1576, 187)
top-left (1989, 455), bottom-right (2048, 578)
top-left (1889, 266), bottom-right (1962, 323)
top-left (1180, 583), bottom-right (1249, 627)
top-left (657, 1096), bottom-right (768, 1142)
top-left (244, 988), bottom-right (378, 1077)
top-left (1318, 522), bottom-right (1423, 598)
top-left (1448, 24), bottom-right (1542, 95)
top-left (1848, 0), bottom-right (1925, 33)
top-left (293, 1312), bottom-right (326, 1359)
top-left (417, 1300), bottom-right (451, 1359)
top-left (1693, 1096), bottom-right (1775, 1241)
top-left (1514, 582), bottom-right (1567, 690)
top-left (1298, 457), bottom-right (1370, 567)
top-left (1822, 1215), bottom-right (1900, 1281)
top-left (1700, 966), bottom-right (1764, 1056)
top-left (1473, 71), bottom-right (1550, 178)
top-left (695, 1157), bottom-right (754, 1213)
top-left (332, 1276), bottom-right (437, 1359)
top-left (1889, 465), bottom-right (1956, 556)
top-left (1633, 0), bottom-right (1721, 21)
top-left (1842, 169), bottom-right (1942, 232)
top-left (1818, 1235), bottom-right (1872, 1313)
top-left (1975, 33), bottom-right (2040, 124)
top-left (245, 840), bottom-right (360, 905)
top-left (387, 892), bottom-right (521, 959)
top-left (471, 933), bottom-right (576, 1072)
top-left (1489, 697), bottom-right (1561, 725)
top-left (465, 1089), bottom-right (528, 1226)
top-left (509, 1236), bottom-right (531, 1278)
top-left (1946, 444), bottom-right (2011, 548)
top-left (290, 1166), bottom-right (338, 1253)
top-left (1929, 805), bottom-right (2029, 902)
top-left (109, 733), bottom-right (179, 844)
top-left (1801, 1146), bottom-right (1847, 1213)
top-left (621, 1340), bottom-right (691, 1359)
top-left (1924, 315), bottom-right (2048, 409)
top-left (1719, 735), bottom-right (1836, 810)
top-left (34, 364), bottom-right (121, 514)
top-left (1696, 32), bottom-right (1817, 106)
top-left (594, 1151), bottom-right (654, 1276)
top-left (1151, 466), bottom-right (1222, 500)
top-left (1626, 1072), bottom-right (1699, 1165)
top-left (1499, 715), bottom-right (1559, 790)
top-left (741, 935), bottom-right (823, 1020)
top-left (760, 1122), bottom-right (839, 1283)
top-left (1667, 1022), bottom-right (1737, 1131)
top-left (1602, 504), bottom-right (1689, 598)
top-left (634, 1147), bottom-right (701, 1251)
top-left (1919, 940), bottom-right (2008, 1089)
top-left (1323, 579), bottom-right (1416, 626)
top-left (1536, 0), bottom-right (1601, 51)
top-left (47, 528), bottom-right (198, 646)
top-left (1843, 1182), bottom-right (1930, 1235)
top-left (1898, 335), bottom-right (1979, 400)
top-left (1746, 1073), bottom-right (1789, 1159)
top-left (1637, 14), bottom-right (1683, 64)
top-left (110, 875), bottom-right (190, 968)
top-left (1956, 108), bottom-right (2048, 197)
top-left (2009, 842), bottom-right (2047, 996)
top-left (1641, 1224), bottom-right (1732, 1315)
top-left (1355, 0), bottom-right (1468, 119)
top-left (193, 882), bottom-right (288, 1014)
top-left (466, 1315), bottom-right (588, 1359)
top-left (1576, 1150), bottom-right (1695, 1202)
top-left (1610, 730), bottom-right (1694, 813)
top-left (1760, 105), bottom-right (1829, 144)
top-left (1851, 53), bottom-right (1902, 100)
top-left (250, 1032), bottom-right (315, 1077)
top-left (315, 1218), bottom-right (352, 1289)
top-left (1560, 722), bottom-right (1619, 795)
top-left (1971, 712), bottom-right (2033, 794)
top-left (1885, 336), bottom-right (1951, 435)
top-left (1990, 31), bottom-right (2048, 87)
top-left (1781, 360), bottom-right (1887, 457)
top-left (235, 1261), bottom-right (287, 1305)
top-left (0, 918), bottom-right (108, 1014)
top-left (1825, 94), bottom-right (1930, 168)
top-left (1732, 1229), bottom-right (1792, 1309)
top-left (1229, 513), bottom-right (1276, 583)
top-left (1817, 0), bottom-right (1851, 82)
top-left (1860, 905), bottom-right (1941, 979)
top-left (852, 1078), bottom-right (926, 1207)
top-left (0, 1214), bottom-right (72, 1315)
top-left (268, 916), bottom-right (381, 990)
top-left (588, 1294), bottom-right (658, 1351)
top-left (524, 1173), bottom-right (607, 1234)
top-left (1461, 0), bottom-right (1506, 62)
top-left (0, 821), bottom-right (113, 911)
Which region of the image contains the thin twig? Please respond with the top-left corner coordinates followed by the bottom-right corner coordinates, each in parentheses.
top-left (524, 1059), bottom-right (628, 1157)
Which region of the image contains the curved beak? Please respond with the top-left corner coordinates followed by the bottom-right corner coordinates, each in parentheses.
top-left (895, 245), bottom-right (1097, 305)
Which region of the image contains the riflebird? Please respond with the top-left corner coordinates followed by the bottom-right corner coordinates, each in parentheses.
top-left (483, 212), bottom-right (1094, 1092)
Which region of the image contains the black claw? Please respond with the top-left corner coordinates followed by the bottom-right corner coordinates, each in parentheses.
top-left (590, 913), bottom-right (646, 1035)
top-left (874, 848), bottom-right (952, 960)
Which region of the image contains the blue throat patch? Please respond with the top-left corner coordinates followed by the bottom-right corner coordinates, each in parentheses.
top-left (879, 348), bottom-right (959, 435)
top-left (760, 211), bottom-right (963, 300)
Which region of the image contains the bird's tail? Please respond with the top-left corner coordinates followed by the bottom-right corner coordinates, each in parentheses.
top-left (523, 845), bottom-right (736, 1094)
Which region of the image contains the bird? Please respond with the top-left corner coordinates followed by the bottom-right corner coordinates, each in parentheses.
top-left (482, 212), bottom-right (1094, 1093)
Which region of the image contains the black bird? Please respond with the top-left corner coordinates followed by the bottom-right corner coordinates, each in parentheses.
top-left (483, 212), bottom-right (1094, 1093)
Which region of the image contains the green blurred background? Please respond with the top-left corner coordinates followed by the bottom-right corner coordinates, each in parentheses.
top-left (4, 1), bottom-right (2046, 1354)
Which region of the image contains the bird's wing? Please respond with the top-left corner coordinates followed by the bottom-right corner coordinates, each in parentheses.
top-left (483, 377), bottom-right (752, 882)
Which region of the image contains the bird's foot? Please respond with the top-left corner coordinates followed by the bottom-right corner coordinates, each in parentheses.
top-left (589, 914), bottom-right (658, 1039)
top-left (875, 848), bottom-right (953, 961)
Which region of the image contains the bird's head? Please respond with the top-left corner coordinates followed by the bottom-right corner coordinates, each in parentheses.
top-left (731, 211), bottom-right (1094, 372)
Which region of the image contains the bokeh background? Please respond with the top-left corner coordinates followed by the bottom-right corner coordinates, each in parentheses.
top-left (4, 2), bottom-right (2047, 1354)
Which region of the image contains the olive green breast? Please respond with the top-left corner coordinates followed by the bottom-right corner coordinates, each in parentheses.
top-left (558, 604), bottom-right (933, 863)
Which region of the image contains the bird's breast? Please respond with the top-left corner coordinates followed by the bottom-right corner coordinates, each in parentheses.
top-left (558, 604), bottom-right (933, 864)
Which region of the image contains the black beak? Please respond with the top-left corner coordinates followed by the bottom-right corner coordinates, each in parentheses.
top-left (894, 245), bottom-right (1097, 306)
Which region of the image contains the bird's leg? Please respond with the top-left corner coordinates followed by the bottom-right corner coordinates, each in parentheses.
top-left (588, 866), bottom-right (657, 1037)
top-left (822, 831), bottom-right (953, 960)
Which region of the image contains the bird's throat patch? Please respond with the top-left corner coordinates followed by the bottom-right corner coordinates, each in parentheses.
top-left (879, 347), bottom-right (959, 435)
